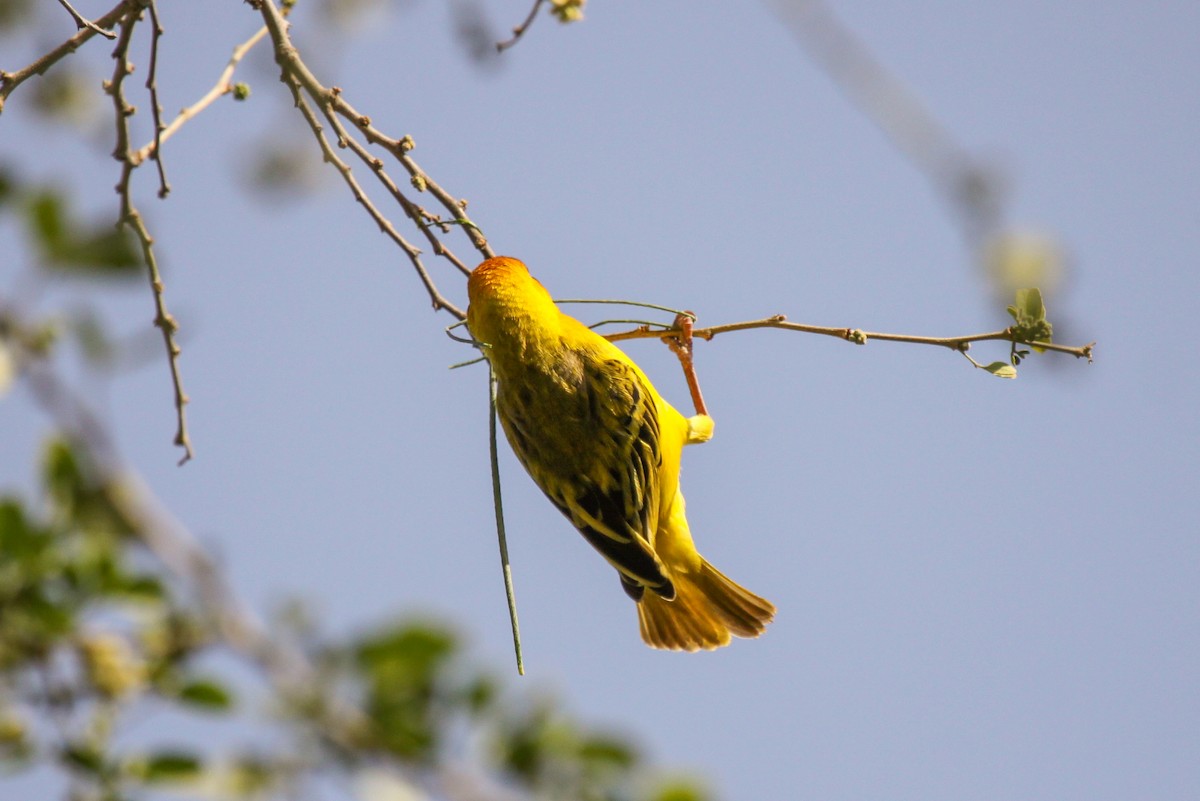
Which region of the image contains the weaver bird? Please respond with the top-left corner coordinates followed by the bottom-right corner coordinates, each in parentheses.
top-left (466, 256), bottom-right (775, 651)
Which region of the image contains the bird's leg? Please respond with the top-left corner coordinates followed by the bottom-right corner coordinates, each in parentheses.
top-left (665, 312), bottom-right (714, 444)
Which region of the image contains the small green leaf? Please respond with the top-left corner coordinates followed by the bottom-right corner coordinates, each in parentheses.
top-left (0, 500), bottom-right (28, 548)
top-left (61, 744), bottom-right (105, 775)
top-left (355, 623), bottom-right (457, 680)
top-left (229, 756), bottom-right (276, 795)
top-left (0, 164), bottom-right (16, 207)
top-left (982, 361), bottom-right (1018, 379)
top-left (140, 751), bottom-right (202, 783)
top-left (651, 779), bottom-right (712, 801)
top-left (463, 675), bottom-right (497, 715)
top-left (42, 438), bottom-right (84, 512)
top-left (27, 191), bottom-right (67, 254)
top-left (117, 574), bottom-right (166, 601)
top-left (177, 679), bottom-right (234, 711)
top-left (1006, 287), bottom-right (1053, 347)
top-left (52, 227), bottom-right (140, 275)
top-left (24, 190), bottom-right (140, 276)
top-left (579, 735), bottom-right (637, 769)
top-left (1016, 287), bottom-right (1046, 324)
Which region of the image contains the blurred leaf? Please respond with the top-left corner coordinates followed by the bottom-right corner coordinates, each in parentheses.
top-left (462, 674), bottom-right (497, 715)
top-left (139, 751), bottom-right (202, 783)
top-left (249, 143), bottom-right (325, 199)
top-left (0, 164), bottom-right (16, 208)
top-left (71, 311), bottom-right (116, 367)
top-left (497, 706), bottom-right (559, 782)
top-left (650, 779), bottom-right (712, 801)
top-left (353, 623), bottom-right (459, 760)
top-left (580, 735), bottom-right (637, 769)
top-left (984, 231), bottom-right (1065, 298)
top-left (355, 623), bottom-right (456, 684)
top-left (42, 437), bottom-right (85, 514)
top-left (0, 0), bottom-right (36, 32)
top-left (78, 631), bottom-right (147, 698)
top-left (30, 69), bottom-right (99, 128)
top-left (177, 679), bottom-right (235, 711)
top-left (0, 500), bottom-right (29, 553)
top-left (27, 191), bottom-right (66, 254)
top-left (24, 190), bottom-right (140, 277)
top-left (114, 573), bottom-right (166, 601)
top-left (228, 756), bottom-right (277, 796)
top-left (355, 767), bottom-right (426, 801)
top-left (981, 361), bottom-right (1017, 379)
top-left (0, 711), bottom-right (31, 765)
top-left (53, 227), bottom-right (141, 275)
top-left (0, 342), bottom-right (13, 398)
top-left (61, 743), bottom-right (105, 775)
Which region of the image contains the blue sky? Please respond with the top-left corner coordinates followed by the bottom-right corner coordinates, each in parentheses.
top-left (2, 1), bottom-right (1197, 799)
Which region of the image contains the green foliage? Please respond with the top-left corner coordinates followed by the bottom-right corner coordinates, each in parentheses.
top-left (981, 361), bottom-right (1018, 379)
top-left (0, 165), bottom-right (16, 207)
top-left (491, 700), bottom-right (693, 801)
top-left (1006, 287), bottom-right (1053, 350)
top-left (349, 622), bottom-right (460, 761)
top-left (973, 288), bottom-right (1057, 379)
top-left (136, 750), bottom-right (203, 783)
top-left (24, 190), bottom-right (141, 277)
top-left (176, 678), bottom-right (235, 711)
top-left (1, 438), bottom-right (707, 800)
top-left (651, 780), bottom-right (713, 801)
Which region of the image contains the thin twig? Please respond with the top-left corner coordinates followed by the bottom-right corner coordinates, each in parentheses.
top-left (55, 0), bottom-right (118, 39)
top-left (131, 26), bottom-right (268, 167)
top-left (0, 0), bottom-right (132, 113)
top-left (321, 101), bottom-right (468, 317)
top-left (489, 365), bottom-right (524, 676)
top-left (255, 0), bottom-right (485, 313)
top-left (145, 0), bottom-right (169, 197)
top-left (108, 9), bottom-right (194, 464)
top-left (332, 93), bottom-right (494, 261)
top-left (496, 0), bottom-right (545, 52)
top-left (602, 314), bottom-right (1095, 362)
top-left (282, 76), bottom-right (466, 318)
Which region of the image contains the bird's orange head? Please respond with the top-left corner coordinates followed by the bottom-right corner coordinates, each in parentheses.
top-left (466, 257), bottom-right (559, 347)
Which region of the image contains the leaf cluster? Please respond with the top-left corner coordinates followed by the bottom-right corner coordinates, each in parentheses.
top-left (1, 439), bottom-right (711, 801)
top-left (1, 169), bottom-right (141, 278)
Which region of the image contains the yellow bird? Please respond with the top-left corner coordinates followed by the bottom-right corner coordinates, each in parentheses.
top-left (466, 257), bottom-right (775, 651)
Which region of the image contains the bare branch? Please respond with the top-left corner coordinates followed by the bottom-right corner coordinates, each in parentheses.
top-left (604, 314), bottom-right (1095, 362)
top-left (496, 0), bottom-right (546, 52)
top-left (321, 103), bottom-right (469, 317)
top-left (0, 0), bottom-right (132, 113)
top-left (255, 0), bottom-right (486, 317)
top-left (108, 9), bottom-right (194, 464)
top-left (131, 26), bottom-right (268, 167)
top-left (55, 0), bottom-right (118, 39)
top-left (145, 0), bottom-right (169, 197)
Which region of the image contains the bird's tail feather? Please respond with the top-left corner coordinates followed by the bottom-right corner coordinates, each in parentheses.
top-left (636, 558), bottom-right (775, 651)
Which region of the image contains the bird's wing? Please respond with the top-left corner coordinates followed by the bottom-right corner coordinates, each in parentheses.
top-left (499, 352), bottom-right (674, 598)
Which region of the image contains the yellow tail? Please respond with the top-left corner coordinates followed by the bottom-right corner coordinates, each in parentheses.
top-left (636, 558), bottom-right (775, 651)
